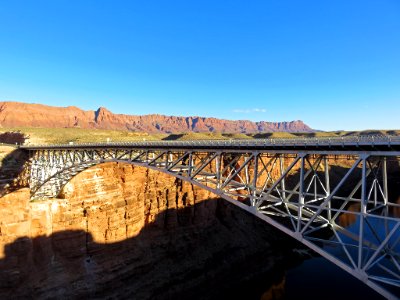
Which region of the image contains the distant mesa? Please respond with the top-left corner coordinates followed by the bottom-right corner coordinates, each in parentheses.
top-left (0, 101), bottom-right (314, 133)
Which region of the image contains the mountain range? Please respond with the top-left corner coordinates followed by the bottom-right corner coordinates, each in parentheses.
top-left (0, 101), bottom-right (313, 133)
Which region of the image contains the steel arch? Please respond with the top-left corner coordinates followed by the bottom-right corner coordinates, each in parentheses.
top-left (26, 145), bottom-right (400, 299)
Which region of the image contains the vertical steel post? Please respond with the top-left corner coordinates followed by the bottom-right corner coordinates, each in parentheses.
top-left (382, 156), bottom-right (390, 237)
top-left (61, 150), bottom-right (66, 165)
top-left (188, 152), bottom-right (193, 177)
top-left (280, 155), bottom-right (286, 201)
top-left (244, 156), bottom-right (250, 196)
top-left (165, 151), bottom-right (169, 167)
top-left (29, 150), bottom-right (35, 190)
top-left (216, 153), bottom-right (221, 189)
top-left (358, 155), bottom-right (368, 269)
top-left (325, 156), bottom-right (332, 221)
top-left (252, 153), bottom-right (259, 207)
top-left (37, 151), bottom-right (41, 184)
top-left (383, 157), bottom-right (388, 205)
top-left (297, 154), bottom-right (305, 232)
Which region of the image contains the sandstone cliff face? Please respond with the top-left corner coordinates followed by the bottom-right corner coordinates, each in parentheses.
top-left (0, 101), bottom-right (313, 133)
top-left (0, 162), bottom-right (293, 299)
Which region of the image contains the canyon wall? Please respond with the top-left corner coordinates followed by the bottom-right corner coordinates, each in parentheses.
top-left (0, 162), bottom-right (294, 299)
top-left (0, 101), bottom-right (313, 133)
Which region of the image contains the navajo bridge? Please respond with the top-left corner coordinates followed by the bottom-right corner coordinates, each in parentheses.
top-left (21, 136), bottom-right (400, 299)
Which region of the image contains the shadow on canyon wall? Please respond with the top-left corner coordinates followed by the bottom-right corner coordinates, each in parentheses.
top-left (0, 199), bottom-right (308, 300)
top-left (1, 156), bottom-right (399, 299)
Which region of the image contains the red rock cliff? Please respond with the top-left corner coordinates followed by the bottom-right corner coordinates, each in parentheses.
top-left (0, 162), bottom-right (292, 299)
top-left (0, 101), bottom-right (313, 133)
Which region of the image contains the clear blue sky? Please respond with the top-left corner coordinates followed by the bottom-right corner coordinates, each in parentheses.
top-left (0, 0), bottom-right (399, 131)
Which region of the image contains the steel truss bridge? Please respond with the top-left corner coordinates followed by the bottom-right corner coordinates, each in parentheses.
top-left (21, 136), bottom-right (400, 299)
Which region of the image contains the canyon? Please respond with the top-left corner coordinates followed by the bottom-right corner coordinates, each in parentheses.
top-left (0, 101), bottom-right (313, 133)
top-left (1, 143), bottom-right (398, 298)
top-left (0, 162), bottom-right (298, 299)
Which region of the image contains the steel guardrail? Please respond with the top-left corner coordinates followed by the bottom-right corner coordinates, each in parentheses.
top-left (19, 135), bottom-right (400, 150)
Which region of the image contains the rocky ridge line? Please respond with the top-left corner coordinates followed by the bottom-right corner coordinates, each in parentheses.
top-left (0, 101), bottom-right (313, 133)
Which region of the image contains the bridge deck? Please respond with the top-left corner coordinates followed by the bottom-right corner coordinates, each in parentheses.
top-left (20, 136), bottom-right (400, 155)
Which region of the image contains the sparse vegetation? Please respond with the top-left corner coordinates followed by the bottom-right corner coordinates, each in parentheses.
top-left (0, 127), bottom-right (398, 145)
top-left (0, 127), bottom-right (167, 145)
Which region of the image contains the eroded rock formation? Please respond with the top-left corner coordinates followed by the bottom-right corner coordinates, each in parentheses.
top-left (0, 162), bottom-right (295, 299)
top-left (0, 101), bottom-right (313, 133)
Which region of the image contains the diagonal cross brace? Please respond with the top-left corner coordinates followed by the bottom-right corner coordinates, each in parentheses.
top-left (255, 155), bottom-right (301, 208)
top-left (301, 157), bottom-right (363, 234)
top-left (221, 155), bottom-right (254, 189)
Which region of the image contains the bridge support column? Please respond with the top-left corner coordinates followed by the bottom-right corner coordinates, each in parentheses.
top-left (251, 152), bottom-right (259, 207)
top-left (280, 155), bottom-right (286, 202)
top-left (383, 157), bottom-right (388, 205)
top-left (358, 154), bottom-right (369, 270)
top-left (297, 153), bottom-right (306, 232)
top-left (215, 153), bottom-right (221, 189)
top-left (324, 156), bottom-right (332, 222)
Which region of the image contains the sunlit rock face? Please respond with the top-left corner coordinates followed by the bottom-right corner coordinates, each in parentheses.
top-left (0, 101), bottom-right (314, 133)
top-left (0, 162), bottom-right (292, 299)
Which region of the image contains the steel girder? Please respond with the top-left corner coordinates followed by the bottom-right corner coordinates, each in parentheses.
top-left (27, 148), bottom-right (400, 299)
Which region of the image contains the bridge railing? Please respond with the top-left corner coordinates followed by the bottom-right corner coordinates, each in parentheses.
top-left (19, 134), bottom-right (400, 149)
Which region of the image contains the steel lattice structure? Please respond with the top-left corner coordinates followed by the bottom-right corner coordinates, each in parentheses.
top-left (22, 136), bottom-right (400, 299)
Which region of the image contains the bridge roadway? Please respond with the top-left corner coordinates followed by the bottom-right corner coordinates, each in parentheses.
top-left (21, 135), bottom-right (400, 299)
top-left (21, 135), bottom-right (400, 154)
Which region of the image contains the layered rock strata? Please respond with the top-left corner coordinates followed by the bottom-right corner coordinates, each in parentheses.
top-left (0, 101), bottom-right (313, 133)
top-left (0, 162), bottom-right (294, 299)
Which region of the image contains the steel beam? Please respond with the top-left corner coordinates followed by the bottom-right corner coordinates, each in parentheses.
top-left (24, 144), bottom-right (400, 299)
